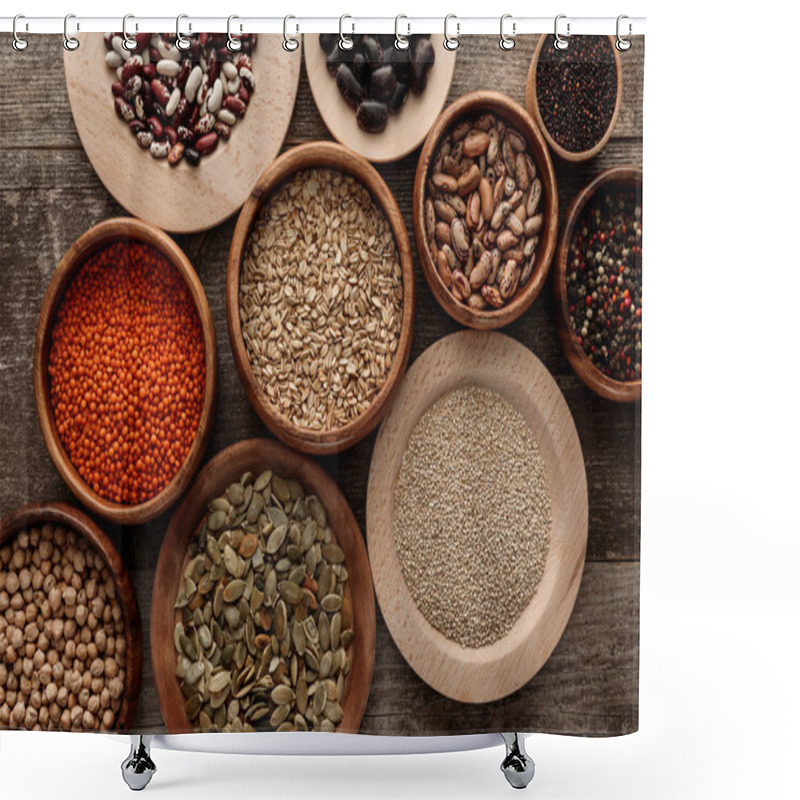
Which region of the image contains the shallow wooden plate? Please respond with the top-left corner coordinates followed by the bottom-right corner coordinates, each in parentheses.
top-left (63, 34), bottom-right (301, 233)
top-left (151, 438), bottom-right (376, 734)
top-left (367, 331), bottom-right (588, 703)
top-left (304, 35), bottom-right (457, 163)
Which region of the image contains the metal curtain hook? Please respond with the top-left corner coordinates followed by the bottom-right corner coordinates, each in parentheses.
top-left (227, 16), bottom-right (243, 51)
top-left (175, 14), bottom-right (191, 51)
top-left (339, 15), bottom-right (355, 50)
top-left (394, 15), bottom-right (410, 50)
top-left (283, 16), bottom-right (299, 52)
top-left (499, 14), bottom-right (515, 50)
top-left (554, 14), bottom-right (570, 50)
top-left (444, 14), bottom-right (460, 51)
top-left (616, 15), bottom-right (632, 51)
top-left (63, 14), bottom-right (80, 50)
top-left (122, 14), bottom-right (138, 51)
top-left (12, 14), bottom-right (28, 51)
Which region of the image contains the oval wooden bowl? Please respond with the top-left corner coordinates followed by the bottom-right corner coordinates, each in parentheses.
top-left (413, 90), bottom-right (559, 330)
top-left (554, 166), bottom-right (642, 402)
top-left (367, 331), bottom-right (588, 703)
top-left (34, 217), bottom-right (218, 525)
top-left (227, 141), bottom-right (416, 455)
top-left (0, 502), bottom-right (142, 730)
top-left (151, 438), bottom-right (376, 734)
top-left (525, 35), bottom-right (623, 163)
top-left (63, 34), bottom-right (301, 234)
top-left (304, 34), bottom-right (457, 164)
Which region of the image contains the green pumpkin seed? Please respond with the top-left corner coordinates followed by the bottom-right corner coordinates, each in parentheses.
top-left (321, 594), bottom-right (342, 613)
top-left (223, 579), bottom-right (246, 603)
top-left (254, 470), bottom-right (272, 493)
top-left (208, 509), bottom-right (228, 531)
top-left (278, 580), bottom-right (303, 605)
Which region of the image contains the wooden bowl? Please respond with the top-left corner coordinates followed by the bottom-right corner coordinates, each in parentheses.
top-left (34, 218), bottom-right (218, 525)
top-left (367, 331), bottom-right (588, 703)
top-left (227, 141), bottom-right (415, 455)
top-left (0, 502), bottom-right (142, 730)
top-left (304, 34), bottom-right (457, 164)
top-left (151, 438), bottom-right (376, 734)
top-left (525, 35), bottom-right (623, 163)
top-left (63, 34), bottom-right (301, 234)
top-left (413, 91), bottom-right (559, 330)
top-left (554, 166), bottom-right (642, 402)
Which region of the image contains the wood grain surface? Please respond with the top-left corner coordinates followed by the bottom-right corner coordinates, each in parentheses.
top-left (0, 34), bottom-right (643, 737)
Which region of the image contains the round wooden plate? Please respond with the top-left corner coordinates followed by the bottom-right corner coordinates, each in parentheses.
top-left (151, 438), bottom-right (376, 734)
top-left (63, 34), bottom-right (301, 233)
top-left (304, 35), bottom-right (457, 163)
top-left (367, 331), bottom-right (588, 703)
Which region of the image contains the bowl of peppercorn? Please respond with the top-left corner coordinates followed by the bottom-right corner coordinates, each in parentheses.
top-left (34, 218), bottom-right (218, 524)
top-left (554, 166), bottom-right (642, 402)
top-left (526, 34), bottom-right (622, 162)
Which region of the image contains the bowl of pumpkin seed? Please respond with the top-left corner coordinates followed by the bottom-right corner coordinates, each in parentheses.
top-left (151, 438), bottom-right (375, 734)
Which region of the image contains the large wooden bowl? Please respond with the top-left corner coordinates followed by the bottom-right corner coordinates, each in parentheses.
top-left (227, 141), bottom-right (415, 455)
top-left (525, 35), bottom-right (623, 163)
top-left (554, 166), bottom-right (642, 402)
top-left (367, 331), bottom-right (588, 703)
top-left (34, 218), bottom-right (218, 525)
top-left (413, 91), bottom-right (558, 330)
top-left (0, 502), bottom-right (142, 731)
top-left (63, 34), bottom-right (301, 234)
top-left (151, 438), bottom-right (375, 734)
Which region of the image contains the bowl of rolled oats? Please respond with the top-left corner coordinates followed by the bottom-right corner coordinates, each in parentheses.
top-left (227, 142), bottom-right (415, 455)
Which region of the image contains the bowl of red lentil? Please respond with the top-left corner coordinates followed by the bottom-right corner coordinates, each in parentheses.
top-left (525, 35), bottom-right (623, 163)
top-left (554, 166), bottom-right (642, 402)
top-left (0, 501), bottom-right (142, 731)
top-left (34, 218), bottom-right (218, 524)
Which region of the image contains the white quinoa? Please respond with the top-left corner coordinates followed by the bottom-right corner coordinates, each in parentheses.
top-left (393, 385), bottom-right (551, 648)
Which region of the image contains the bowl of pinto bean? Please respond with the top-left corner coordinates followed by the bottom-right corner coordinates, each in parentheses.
top-left (413, 90), bottom-right (558, 330)
top-left (33, 218), bottom-right (218, 525)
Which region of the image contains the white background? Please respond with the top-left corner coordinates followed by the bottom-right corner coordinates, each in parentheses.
top-left (2, 1), bottom-right (799, 798)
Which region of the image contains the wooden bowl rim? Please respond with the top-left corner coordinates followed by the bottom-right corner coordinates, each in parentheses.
top-left (150, 437), bottom-right (376, 734)
top-left (33, 217), bottom-right (218, 525)
top-left (554, 166), bottom-right (643, 402)
top-left (366, 331), bottom-right (588, 702)
top-left (0, 501), bottom-right (142, 731)
top-left (525, 34), bottom-right (623, 163)
top-left (412, 90), bottom-right (559, 331)
top-left (226, 141), bottom-right (415, 455)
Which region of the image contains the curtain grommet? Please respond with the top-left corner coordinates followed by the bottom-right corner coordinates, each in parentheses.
top-left (394, 15), bottom-right (410, 50)
top-left (122, 14), bottom-right (138, 52)
top-left (499, 14), bottom-right (515, 50)
top-left (444, 14), bottom-right (460, 51)
top-left (616, 15), bottom-right (632, 51)
top-left (12, 14), bottom-right (29, 51)
top-left (175, 14), bottom-right (192, 51)
top-left (283, 15), bottom-right (299, 52)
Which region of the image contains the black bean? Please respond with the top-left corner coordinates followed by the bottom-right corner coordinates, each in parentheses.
top-left (326, 46), bottom-right (354, 76)
top-left (411, 37), bottom-right (435, 93)
top-left (319, 33), bottom-right (338, 54)
top-left (375, 34), bottom-right (395, 50)
top-left (184, 147), bottom-right (201, 166)
top-left (387, 46), bottom-right (413, 85)
top-left (388, 82), bottom-right (409, 113)
top-left (360, 36), bottom-right (383, 69)
top-left (335, 63), bottom-right (364, 110)
top-left (356, 101), bottom-right (388, 133)
top-left (370, 66), bottom-right (397, 103)
top-left (351, 52), bottom-right (370, 85)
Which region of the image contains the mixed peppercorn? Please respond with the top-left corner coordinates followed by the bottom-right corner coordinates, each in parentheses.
top-left (536, 35), bottom-right (617, 153)
top-left (48, 241), bottom-right (206, 504)
top-left (566, 186), bottom-right (642, 382)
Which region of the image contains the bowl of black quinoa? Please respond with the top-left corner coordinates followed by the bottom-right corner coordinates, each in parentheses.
top-left (554, 166), bottom-right (642, 402)
top-left (526, 34), bottom-right (622, 162)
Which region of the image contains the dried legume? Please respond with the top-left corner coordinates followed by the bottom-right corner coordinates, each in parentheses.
top-left (48, 241), bottom-right (205, 504)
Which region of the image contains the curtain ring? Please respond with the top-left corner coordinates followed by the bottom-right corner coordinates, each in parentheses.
top-left (175, 14), bottom-right (191, 51)
top-left (394, 15), bottom-right (410, 51)
top-left (12, 14), bottom-right (28, 51)
top-left (554, 14), bottom-right (570, 50)
top-left (227, 16), bottom-right (243, 51)
top-left (616, 15), bottom-right (632, 51)
top-left (63, 14), bottom-right (80, 51)
top-left (499, 14), bottom-right (515, 50)
top-left (122, 14), bottom-right (138, 51)
top-left (339, 15), bottom-right (355, 50)
top-left (443, 14), bottom-right (460, 51)
top-left (283, 16), bottom-right (299, 52)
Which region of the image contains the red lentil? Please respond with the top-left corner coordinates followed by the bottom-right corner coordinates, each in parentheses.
top-left (48, 241), bottom-right (205, 504)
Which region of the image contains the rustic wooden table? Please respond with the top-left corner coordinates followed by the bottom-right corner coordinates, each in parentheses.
top-left (0, 34), bottom-right (643, 736)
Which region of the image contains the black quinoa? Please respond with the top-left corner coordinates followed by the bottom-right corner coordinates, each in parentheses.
top-left (566, 186), bottom-right (642, 382)
top-left (536, 35), bottom-right (617, 153)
